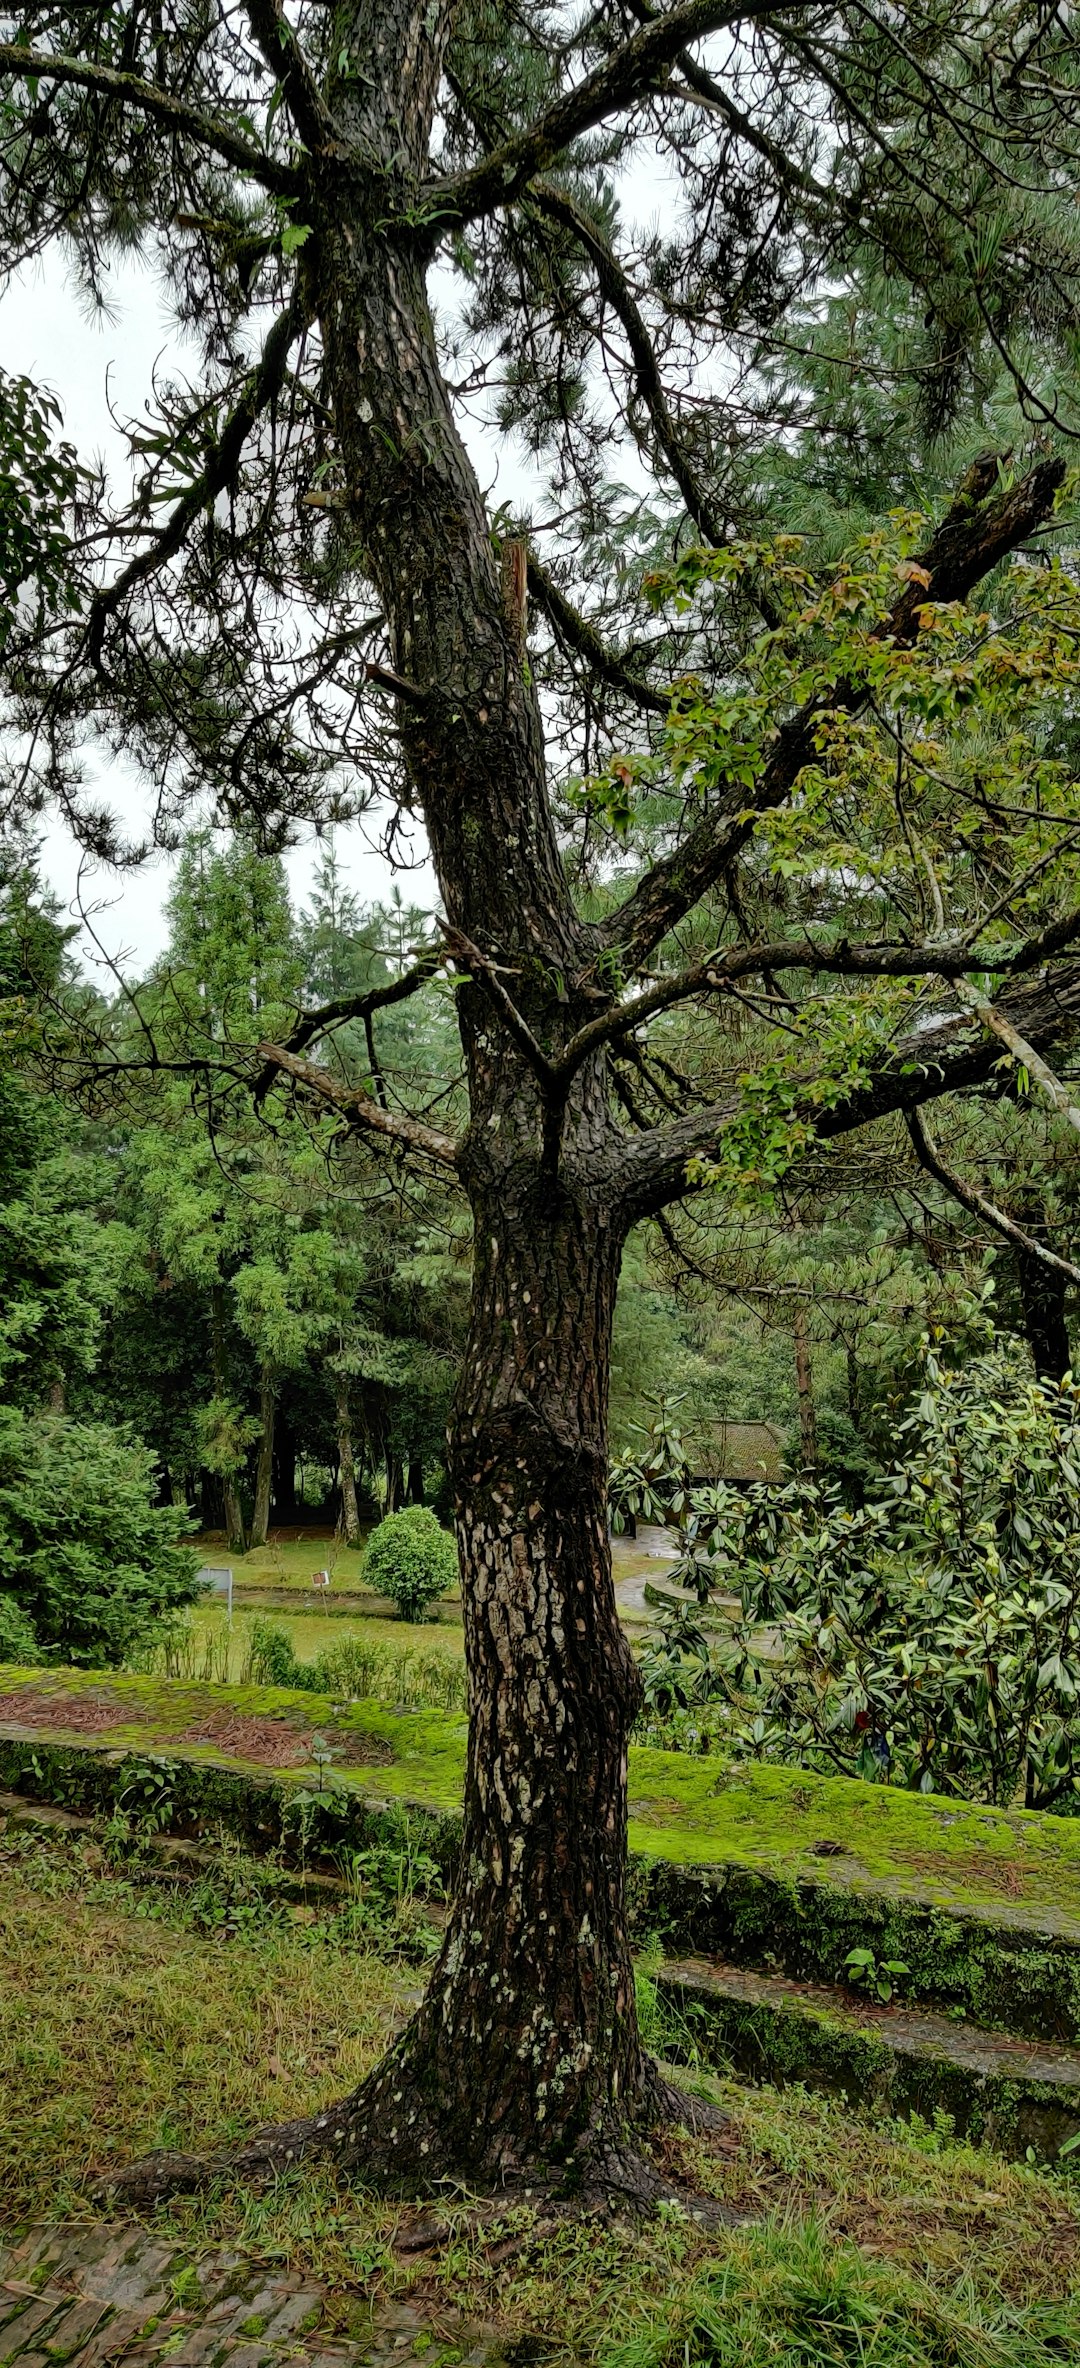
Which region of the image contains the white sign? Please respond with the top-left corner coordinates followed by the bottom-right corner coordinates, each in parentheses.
top-left (198, 1565), bottom-right (233, 1620)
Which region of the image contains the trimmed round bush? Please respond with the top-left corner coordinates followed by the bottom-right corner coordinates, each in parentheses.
top-left (364, 1506), bottom-right (457, 1623)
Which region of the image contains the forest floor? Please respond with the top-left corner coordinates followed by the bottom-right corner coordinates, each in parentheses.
top-left (2, 1819), bottom-right (1079, 2368)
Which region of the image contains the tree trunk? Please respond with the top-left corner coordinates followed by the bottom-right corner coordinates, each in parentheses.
top-left (250, 1367), bottom-right (277, 1549)
top-left (273, 1406), bottom-right (298, 1523)
top-left (357, 1380), bottom-right (387, 1506)
top-left (336, 1387), bottom-right (362, 1546)
top-left (113, 5), bottom-right (703, 2209)
top-left (210, 1285), bottom-right (247, 1555)
top-left (385, 1448), bottom-right (404, 1512)
top-left (406, 1456), bottom-right (425, 1505)
top-left (1015, 1242), bottom-right (1071, 1383)
top-left (328, 1171), bottom-right (663, 2193)
top-left (793, 1305), bottom-right (818, 1469)
top-left (222, 1474), bottom-right (247, 1559)
top-left (296, 31), bottom-right (672, 2189)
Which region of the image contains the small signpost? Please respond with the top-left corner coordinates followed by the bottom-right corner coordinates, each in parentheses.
top-left (311, 1568), bottom-right (331, 1591)
top-left (198, 1565), bottom-right (234, 1622)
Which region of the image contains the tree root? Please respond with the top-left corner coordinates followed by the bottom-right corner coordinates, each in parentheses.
top-left (93, 2053), bottom-right (736, 2225)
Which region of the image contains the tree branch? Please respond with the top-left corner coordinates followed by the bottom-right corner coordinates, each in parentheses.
top-left (620, 961), bottom-right (1080, 1216)
top-left (426, 1), bottom-right (783, 230)
top-left (598, 454), bottom-right (1067, 978)
top-left (526, 552), bottom-right (669, 715)
top-left (558, 905), bottom-right (1080, 1086)
top-left (256, 1041), bottom-right (460, 1166)
top-left (952, 978), bottom-right (1080, 1141)
top-left (87, 294), bottom-right (309, 663)
top-left (439, 924), bottom-right (558, 1088)
top-left (0, 42), bottom-right (297, 191)
top-left (241, 0), bottom-right (338, 154)
top-left (906, 1106), bottom-right (1080, 1285)
top-left (529, 181), bottom-right (724, 544)
top-left (252, 951), bottom-right (446, 1100)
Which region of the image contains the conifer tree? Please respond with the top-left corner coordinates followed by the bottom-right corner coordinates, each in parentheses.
top-left (8, 0), bottom-right (1080, 2207)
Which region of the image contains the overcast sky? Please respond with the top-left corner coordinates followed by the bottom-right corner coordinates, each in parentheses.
top-left (2, 138), bottom-right (676, 983)
top-left (0, 248), bottom-right (528, 978)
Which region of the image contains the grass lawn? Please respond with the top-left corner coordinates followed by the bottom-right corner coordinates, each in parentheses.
top-left (1, 1820), bottom-right (1079, 2365)
top-left (197, 1530), bottom-right (375, 1593)
top-left (196, 1529), bottom-right (467, 1604)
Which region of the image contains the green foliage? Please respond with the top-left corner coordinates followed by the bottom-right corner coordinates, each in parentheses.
top-left (363, 1506), bottom-right (458, 1623)
top-left (609, 1398), bottom-right (697, 1533)
top-left (0, 1592), bottom-right (37, 1661)
top-left (641, 1337), bottom-right (1080, 1807)
top-left (0, 1408), bottom-right (202, 1667)
top-left (843, 1945), bottom-right (911, 2005)
top-left (0, 369), bottom-right (84, 645)
top-left (242, 1616), bottom-right (302, 1688)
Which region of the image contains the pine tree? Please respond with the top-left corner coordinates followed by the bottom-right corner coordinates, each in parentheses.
top-left (8, 0), bottom-right (1080, 2208)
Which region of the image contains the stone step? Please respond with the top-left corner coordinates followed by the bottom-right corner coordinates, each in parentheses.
top-left (659, 1955), bottom-right (1080, 2166)
top-left (0, 1792), bottom-right (346, 1905)
top-left (7, 1669), bottom-right (1080, 2044)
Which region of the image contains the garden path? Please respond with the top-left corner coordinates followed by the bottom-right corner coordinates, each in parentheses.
top-left (0, 2226), bottom-right (507, 2368)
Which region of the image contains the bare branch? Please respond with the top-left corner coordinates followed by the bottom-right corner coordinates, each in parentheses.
top-left (256, 1041), bottom-right (460, 1167)
top-left (599, 455), bottom-right (1067, 978)
top-left (0, 41), bottom-right (297, 191)
top-left (953, 978), bottom-right (1080, 1141)
top-left (439, 924), bottom-right (557, 1088)
top-left (906, 1107), bottom-right (1080, 1284)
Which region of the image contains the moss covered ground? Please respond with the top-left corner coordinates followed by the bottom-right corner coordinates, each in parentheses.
top-left (4, 1664), bottom-right (1080, 1930)
top-left (1, 1820), bottom-right (1079, 2365)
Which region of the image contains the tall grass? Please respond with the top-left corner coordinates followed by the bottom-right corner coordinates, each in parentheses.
top-left (601, 2215), bottom-right (1080, 2368)
top-left (127, 1623), bottom-right (234, 1684)
top-left (240, 1618), bottom-right (468, 1714)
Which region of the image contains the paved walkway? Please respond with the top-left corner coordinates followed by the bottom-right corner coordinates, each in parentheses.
top-left (0, 2226), bottom-right (506, 2368)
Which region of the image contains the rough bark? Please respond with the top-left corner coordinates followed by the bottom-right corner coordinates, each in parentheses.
top-left (336, 1388), bottom-right (362, 1546)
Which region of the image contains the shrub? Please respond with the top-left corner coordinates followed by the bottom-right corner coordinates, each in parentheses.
top-left (637, 1338), bottom-right (1080, 1809)
top-left (0, 1589), bottom-right (37, 1662)
top-left (0, 1406), bottom-right (202, 1667)
top-left (363, 1506), bottom-right (458, 1622)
